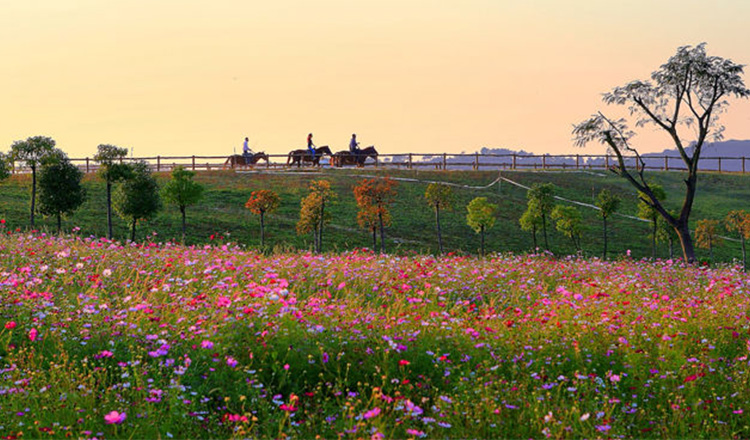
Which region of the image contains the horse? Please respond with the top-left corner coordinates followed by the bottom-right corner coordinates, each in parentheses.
top-left (331, 146), bottom-right (378, 167)
top-left (224, 152), bottom-right (269, 169)
top-left (286, 145), bottom-right (332, 168)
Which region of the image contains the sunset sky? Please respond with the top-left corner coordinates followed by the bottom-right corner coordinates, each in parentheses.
top-left (2, 0), bottom-right (749, 159)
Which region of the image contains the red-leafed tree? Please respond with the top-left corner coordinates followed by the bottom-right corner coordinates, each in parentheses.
top-left (353, 178), bottom-right (398, 254)
top-left (245, 189), bottom-right (280, 247)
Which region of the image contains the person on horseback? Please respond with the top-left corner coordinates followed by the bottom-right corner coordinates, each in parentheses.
top-left (243, 137), bottom-right (253, 165)
top-left (307, 133), bottom-right (316, 159)
top-left (349, 133), bottom-right (360, 154)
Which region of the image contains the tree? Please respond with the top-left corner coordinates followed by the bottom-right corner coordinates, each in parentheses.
top-left (595, 189), bottom-right (620, 259)
top-left (161, 166), bottom-right (204, 244)
top-left (425, 183), bottom-right (454, 254)
top-left (520, 201), bottom-right (543, 250)
top-left (551, 205), bottom-right (583, 252)
top-left (695, 219), bottom-right (722, 262)
top-left (245, 189), bottom-right (280, 248)
top-left (573, 44), bottom-right (750, 264)
top-left (113, 161), bottom-right (161, 241)
top-left (725, 210), bottom-right (750, 270)
top-left (296, 180), bottom-right (336, 253)
top-left (656, 211), bottom-right (679, 260)
top-left (466, 197), bottom-right (497, 258)
top-left (0, 152), bottom-right (11, 182)
top-left (637, 184), bottom-right (667, 259)
top-left (37, 151), bottom-right (86, 233)
top-left (94, 144), bottom-right (132, 240)
top-left (353, 178), bottom-right (398, 254)
top-left (526, 183), bottom-right (555, 250)
top-left (10, 136), bottom-right (56, 227)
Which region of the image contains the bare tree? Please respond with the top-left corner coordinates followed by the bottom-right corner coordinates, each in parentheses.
top-left (573, 44), bottom-right (749, 263)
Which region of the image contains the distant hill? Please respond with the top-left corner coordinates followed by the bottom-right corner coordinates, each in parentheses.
top-left (461, 140), bottom-right (750, 172)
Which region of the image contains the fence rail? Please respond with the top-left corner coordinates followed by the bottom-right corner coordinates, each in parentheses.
top-left (8, 153), bottom-right (750, 174)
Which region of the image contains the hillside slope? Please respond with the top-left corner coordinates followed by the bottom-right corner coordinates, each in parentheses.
top-left (0, 168), bottom-right (748, 261)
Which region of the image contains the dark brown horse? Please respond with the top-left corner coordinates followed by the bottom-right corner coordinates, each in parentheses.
top-left (224, 152), bottom-right (269, 169)
top-left (331, 146), bottom-right (378, 167)
top-left (287, 145), bottom-right (332, 168)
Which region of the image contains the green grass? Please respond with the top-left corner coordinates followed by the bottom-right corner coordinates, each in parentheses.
top-left (0, 168), bottom-right (748, 262)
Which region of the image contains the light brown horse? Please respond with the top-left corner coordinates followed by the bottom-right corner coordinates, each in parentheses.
top-left (224, 152), bottom-right (269, 169)
top-left (331, 146), bottom-right (378, 167)
top-left (286, 145), bottom-right (332, 168)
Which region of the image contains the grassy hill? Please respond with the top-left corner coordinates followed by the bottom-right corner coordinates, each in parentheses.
top-left (0, 167), bottom-right (749, 262)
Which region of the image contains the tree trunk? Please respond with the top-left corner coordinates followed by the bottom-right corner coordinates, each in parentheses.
top-left (372, 226), bottom-right (377, 251)
top-left (318, 201), bottom-right (325, 253)
top-left (668, 236), bottom-right (674, 259)
top-left (259, 211), bottom-right (265, 248)
top-left (541, 213), bottom-right (548, 250)
top-left (435, 205), bottom-right (443, 254)
top-left (602, 216), bottom-right (608, 260)
top-left (180, 206), bottom-right (187, 244)
top-left (531, 224), bottom-right (537, 250)
top-left (651, 219), bottom-right (657, 259)
top-left (741, 236), bottom-right (747, 271)
top-left (30, 165), bottom-right (36, 228)
top-left (106, 180), bottom-right (113, 240)
top-left (378, 210), bottom-right (386, 254)
top-left (131, 218), bottom-right (137, 242)
top-left (57, 212), bottom-right (62, 234)
top-left (675, 221), bottom-right (696, 264)
top-left (480, 225), bottom-right (485, 258)
top-left (709, 238), bottom-right (714, 263)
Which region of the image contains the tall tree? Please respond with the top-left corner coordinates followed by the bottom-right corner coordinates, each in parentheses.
top-left (656, 211), bottom-right (679, 260)
top-left (551, 205), bottom-right (583, 252)
top-left (595, 189), bottom-right (621, 260)
top-left (637, 184), bottom-right (667, 259)
top-left (37, 151), bottom-right (86, 233)
top-left (245, 189), bottom-right (280, 248)
top-left (725, 210), bottom-right (750, 270)
top-left (526, 183), bottom-right (555, 250)
top-left (94, 144), bottom-right (132, 240)
top-left (356, 204), bottom-right (386, 251)
top-left (696, 219), bottom-right (722, 263)
top-left (425, 183), bottom-right (454, 254)
top-left (466, 197), bottom-right (497, 258)
top-left (0, 152), bottom-right (11, 182)
top-left (520, 201), bottom-right (542, 250)
top-left (10, 136), bottom-right (56, 228)
top-left (573, 44), bottom-right (750, 263)
top-left (296, 180), bottom-right (336, 253)
top-left (162, 166), bottom-right (205, 244)
top-left (113, 161), bottom-right (161, 241)
top-left (353, 178), bottom-right (398, 254)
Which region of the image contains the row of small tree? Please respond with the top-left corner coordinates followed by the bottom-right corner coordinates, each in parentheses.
top-left (695, 211), bottom-right (750, 269)
top-left (1, 137), bottom-right (205, 242)
top-left (242, 178), bottom-right (498, 256)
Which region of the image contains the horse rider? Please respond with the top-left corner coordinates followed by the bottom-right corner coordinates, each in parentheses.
top-left (307, 133), bottom-right (316, 159)
top-left (243, 137), bottom-right (253, 164)
top-left (349, 133), bottom-right (360, 161)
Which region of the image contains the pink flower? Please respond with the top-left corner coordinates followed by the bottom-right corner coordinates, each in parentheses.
top-left (363, 407), bottom-right (381, 419)
top-left (399, 359), bottom-right (410, 366)
top-left (28, 328), bottom-right (38, 342)
top-left (283, 363), bottom-right (290, 370)
top-left (104, 410), bottom-right (126, 424)
top-left (201, 340), bottom-right (214, 349)
top-left (226, 356), bottom-right (238, 368)
top-left (4, 321), bottom-right (16, 330)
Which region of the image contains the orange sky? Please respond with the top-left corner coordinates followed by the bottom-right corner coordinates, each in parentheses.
top-left (2, 0), bottom-right (749, 159)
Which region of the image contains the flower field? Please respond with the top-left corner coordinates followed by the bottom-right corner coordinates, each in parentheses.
top-left (1, 233), bottom-right (750, 439)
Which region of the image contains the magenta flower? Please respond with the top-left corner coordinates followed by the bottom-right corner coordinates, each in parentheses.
top-left (104, 410), bottom-right (126, 425)
top-left (28, 328), bottom-right (38, 342)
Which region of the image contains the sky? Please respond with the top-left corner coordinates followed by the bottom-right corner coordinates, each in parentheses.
top-left (1, 0), bottom-right (750, 159)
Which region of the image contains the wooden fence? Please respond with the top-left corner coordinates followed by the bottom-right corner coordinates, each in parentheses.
top-left (8, 153), bottom-right (750, 174)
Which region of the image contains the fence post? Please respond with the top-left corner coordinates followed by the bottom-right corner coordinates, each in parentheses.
top-left (192, 155), bottom-right (196, 171)
top-left (718, 157), bottom-right (722, 173)
top-left (542, 155), bottom-right (546, 170)
top-left (576, 154), bottom-right (580, 169)
top-left (157, 156), bottom-right (161, 172)
top-left (375, 156), bottom-right (379, 168)
top-left (512, 154), bottom-right (517, 170)
top-left (86, 157), bottom-right (90, 173)
top-left (408, 153), bottom-right (413, 169)
top-left (743, 157), bottom-right (746, 174)
top-left (474, 152), bottom-right (479, 170)
top-left (442, 153), bottom-right (447, 170)
top-left (664, 156), bottom-right (668, 171)
top-left (604, 155), bottom-right (609, 170)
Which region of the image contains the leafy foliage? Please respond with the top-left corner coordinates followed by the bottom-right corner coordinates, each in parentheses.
top-left (596, 189), bottom-right (620, 219)
top-left (0, 152), bottom-right (11, 181)
top-left (353, 178), bottom-right (398, 253)
top-left (466, 197), bottom-right (497, 234)
top-left (37, 151), bottom-right (86, 232)
top-left (113, 161), bottom-right (161, 241)
top-left (297, 180), bottom-right (336, 252)
top-left (525, 183), bottom-right (555, 249)
top-left (696, 219), bottom-right (722, 261)
top-left (551, 205), bottom-right (583, 251)
top-left (162, 167), bottom-right (205, 243)
top-left (9, 136), bottom-right (57, 227)
top-left (245, 189), bottom-right (280, 247)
